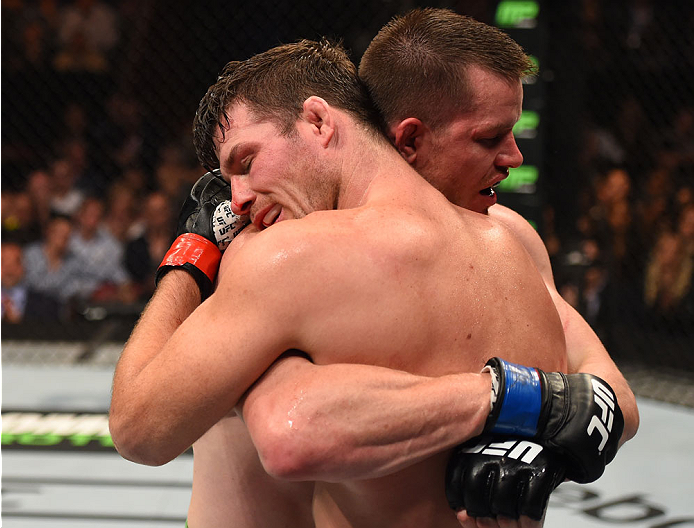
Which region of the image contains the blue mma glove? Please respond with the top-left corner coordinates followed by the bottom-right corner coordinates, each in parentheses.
top-left (482, 357), bottom-right (624, 483)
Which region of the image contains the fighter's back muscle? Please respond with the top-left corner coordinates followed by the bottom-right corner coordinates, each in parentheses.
top-left (208, 191), bottom-right (567, 528)
top-left (293, 199), bottom-right (567, 528)
top-left (241, 199), bottom-right (567, 376)
top-left (489, 203), bottom-right (554, 284)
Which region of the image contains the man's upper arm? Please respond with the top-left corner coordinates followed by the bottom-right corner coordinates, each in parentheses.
top-left (118, 233), bottom-right (307, 460)
top-left (490, 206), bottom-right (602, 363)
top-left (491, 205), bottom-right (638, 442)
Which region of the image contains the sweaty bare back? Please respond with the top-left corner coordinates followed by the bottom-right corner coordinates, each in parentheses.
top-left (297, 173), bottom-right (567, 528)
top-left (188, 170), bottom-right (566, 528)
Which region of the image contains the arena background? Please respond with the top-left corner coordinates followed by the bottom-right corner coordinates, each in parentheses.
top-left (3, 0), bottom-right (694, 402)
top-left (2, 1), bottom-right (694, 526)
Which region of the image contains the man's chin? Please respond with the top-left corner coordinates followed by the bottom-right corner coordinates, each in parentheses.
top-left (465, 200), bottom-right (492, 215)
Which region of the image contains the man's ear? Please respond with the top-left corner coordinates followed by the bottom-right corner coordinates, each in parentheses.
top-left (392, 118), bottom-right (428, 165)
top-left (301, 96), bottom-right (335, 147)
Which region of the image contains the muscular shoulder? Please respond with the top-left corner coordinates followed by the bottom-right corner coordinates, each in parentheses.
top-left (216, 218), bottom-right (330, 295)
top-left (214, 211), bottom-right (416, 326)
top-left (488, 204), bottom-right (553, 282)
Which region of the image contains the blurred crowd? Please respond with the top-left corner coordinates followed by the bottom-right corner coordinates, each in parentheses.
top-left (2, 1), bottom-right (693, 353)
top-left (545, 161), bottom-right (694, 342)
top-left (2, 0), bottom-right (204, 323)
top-left (542, 0), bottom-right (694, 347)
top-left (0, 80), bottom-right (203, 320)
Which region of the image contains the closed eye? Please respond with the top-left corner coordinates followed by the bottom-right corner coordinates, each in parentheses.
top-left (478, 135), bottom-right (503, 147)
top-left (478, 129), bottom-right (514, 148)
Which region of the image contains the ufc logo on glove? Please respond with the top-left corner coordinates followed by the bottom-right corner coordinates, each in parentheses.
top-left (461, 437), bottom-right (544, 464)
top-left (588, 378), bottom-right (617, 453)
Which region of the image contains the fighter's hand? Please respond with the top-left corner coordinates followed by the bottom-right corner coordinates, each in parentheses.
top-left (482, 357), bottom-right (624, 483)
top-left (446, 435), bottom-right (564, 524)
top-left (155, 169), bottom-right (249, 300)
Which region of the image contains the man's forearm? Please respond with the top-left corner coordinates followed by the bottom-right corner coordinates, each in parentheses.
top-left (491, 205), bottom-right (639, 446)
top-left (240, 355), bottom-right (491, 481)
top-left (559, 298), bottom-right (639, 446)
top-left (572, 347), bottom-right (639, 446)
top-left (109, 271), bottom-right (200, 464)
top-left (242, 319), bottom-right (637, 484)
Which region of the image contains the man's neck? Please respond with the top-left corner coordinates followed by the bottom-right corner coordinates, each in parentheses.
top-left (335, 135), bottom-right (410, 210)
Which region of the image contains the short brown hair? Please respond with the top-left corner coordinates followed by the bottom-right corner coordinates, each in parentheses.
top-left (359, 8), bottom-right (536, 129)
top-left (193, 38), bottom-right (380, 171)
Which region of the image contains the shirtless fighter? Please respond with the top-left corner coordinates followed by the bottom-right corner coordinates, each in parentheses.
top-left (110, 38), bottom-right (626, 528)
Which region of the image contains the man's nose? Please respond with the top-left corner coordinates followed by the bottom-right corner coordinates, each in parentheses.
top-left (230, 176), bottom-right (256, 216)
top-left (498, 134), bottom-right (524, 169)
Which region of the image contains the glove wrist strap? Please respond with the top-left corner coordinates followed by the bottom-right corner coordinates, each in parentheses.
top-left (156, 233), bottom-right (222, 301)
top-left (483, 357), bottom-right (543, 437)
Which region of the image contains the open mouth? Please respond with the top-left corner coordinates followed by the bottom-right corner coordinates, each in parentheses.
top-left (479, 180), bottom-right (502, 197)
top-left (261, 204), bottom-right (282, 228)
top-left (479, 186), bottom-right (496, 197)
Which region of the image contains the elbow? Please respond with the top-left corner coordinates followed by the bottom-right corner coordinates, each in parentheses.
top-left (245, 407), bottom-right (333, 481)
top-left (109, 411), bottom-right (179, 467)
top-left (621, 394), bottom-right (640, 445)
top-left (252, 419), bottom-right (326, 480)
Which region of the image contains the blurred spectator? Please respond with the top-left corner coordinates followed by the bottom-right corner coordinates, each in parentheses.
top-left (155, 142), bottom-right (197, 203)
top-left (541, 206), bottom-right (562, 262)
top-left (625, 0), bottom-right (654, 50)
top-left (1, 191), bottom-right (42, 244)
top-left (2, 240), bottom-right (62, 323)
top-left (637, 167), bottom-right (673, 246)
top-left (585, 96), bottom-right (653, 178)
top-left (104, 181), bottom-right (138, 242)
top-left (676, 184), bottom-right (694, 213)
top-left (20, 16), bottom-right (52, 69)
top-left (659, 106), bottom-right (694, 172)
top-left (61, 137), bottom-right (93, 188)
top-left (54, 0), bottom-right (119, 73)
top-left (590, 169), bottom-right (644, 278)
top-left (2, 0), bottom-right (59, 72)
top-left (556, 236), bottom-right (604, 314)
top-left (49, 156), bottom-right (84, 217)
top-left (68, 197), bottom-right (135, 303)
top-left (125, 191), bottom-right (174, 300)
top-left (605, 199), bottom-right (641, 277)
top-left (581, 124), bottom-right (626, 169)
top-left (93, 92), bottom-right (159, 178)
top-left (644, 230), bottom-right (693, 321)
top-left (596, 167), bottom-right (632, 211)
top-left (23, 213), bottom-right (84, 305)
top-left (578, 262), bottom-right (612, 342)
top-left (58, 136), bottom-right (109, 196)
top-left (120, 165), bottom-right (151, 197)
top-left (26, 168), bottom-right (54, 228)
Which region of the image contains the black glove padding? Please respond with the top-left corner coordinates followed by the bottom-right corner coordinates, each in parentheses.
top-left (483, 357), bottom-right (624, 484)
top-left (155, 170), bottom-right (249, 300)
top-left (446, 435), bottom-right (566, 521)
top-left (537, 370), bottom-right (624, 483)
top-left (176, 169), bottom-right (244, 247)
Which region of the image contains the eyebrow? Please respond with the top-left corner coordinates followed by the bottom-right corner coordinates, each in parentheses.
top-left (223, 143), bottom-right (242, 172)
